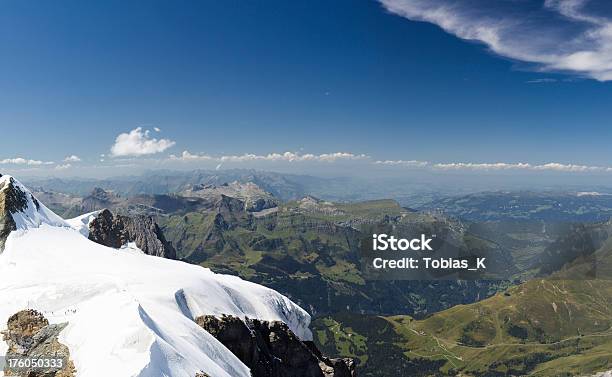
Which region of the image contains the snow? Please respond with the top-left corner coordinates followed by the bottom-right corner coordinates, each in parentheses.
top-left (120, 241), bottom-right (146, 254)
top-left (66, 211), bottom-right (102, 237)
top-left (0, 176), bottom-right (312, 377)
top-left (66, 211), bottom-right (101, 237)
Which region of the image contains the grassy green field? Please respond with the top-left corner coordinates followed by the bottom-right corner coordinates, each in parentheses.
top-left (314, 248), bottom-right (612, 376)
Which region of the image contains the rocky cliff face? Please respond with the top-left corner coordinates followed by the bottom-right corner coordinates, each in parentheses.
top-left (2, 310), bottom-right (75, 377)
top-left (196, 315), bottom-right (356, 377)
top-left (0, 175), bottom-right (29, 252)
top-left (88, 209), bottom-right (177, 259)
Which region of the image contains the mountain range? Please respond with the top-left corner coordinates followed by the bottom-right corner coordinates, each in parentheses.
top-left (14, 171), bottom-right (612, 376)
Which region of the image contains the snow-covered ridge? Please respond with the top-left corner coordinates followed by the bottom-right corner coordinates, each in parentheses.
top-left (0, 174), bottom-right (68, 230)
top-left (0, 175), bottom-right (312, 377)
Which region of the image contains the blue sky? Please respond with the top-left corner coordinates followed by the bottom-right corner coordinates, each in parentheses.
top-left (2, 0), bottom-right (612, 178)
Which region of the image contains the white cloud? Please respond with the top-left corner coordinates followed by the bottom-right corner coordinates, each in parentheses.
top-left (432, 161), bottom-right (612, 172)
top-left (169, 151), bottom-right (368, 163)
top-left (55, 163), bottom-right (72, 170)
top-left (110, 127), bottom-right (176, 157)
top-left (379, 0), bottom-right (612, 81)
top-left (433, 162), bottom-right (534, 170)
top-left (375, 159), bottom-right (429, 167)
top-left (532, 162), bottom-right (606, 172)
top-left (169, 150), bottom-right (215, 161)
top-left (64, 155), bottom-right (81, 162)
top-left (217, 151), bottom-right (367, 163)
top-left (0, 157), bottom-right (53, 166)
top-left (154, 127), bottom-right (161, 132)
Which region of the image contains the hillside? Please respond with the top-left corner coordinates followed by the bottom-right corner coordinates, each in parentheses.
top-left (314, 233), bottom-right (612, 376)
top-left (158, 195), bottom-right (512, 318)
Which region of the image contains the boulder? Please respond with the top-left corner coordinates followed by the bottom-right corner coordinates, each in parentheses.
top-left (2, 309), bottom-right (75, 377)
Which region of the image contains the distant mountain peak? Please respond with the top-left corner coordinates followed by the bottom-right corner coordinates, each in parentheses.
top-left (88, 187), bottom-right (118, 202)
top-left (182, 180), bottom-right (279, 212)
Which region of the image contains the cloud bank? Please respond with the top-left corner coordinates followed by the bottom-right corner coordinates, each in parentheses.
top-left (375, 159), bottom-right (429, 167)
top-left (380, 0), bottom-right (612, 81)
top-left (169, 150), bottom-right (612, 174)
top-left (3, 151), bottom-right (612, 177)
top-left (110, 127), bottom-right (176, 157)
top-left (0, 157), bottom-right (53, 166)
top-left (432, 162), bottom-right (611, 172)
top-left (169, 151), bottom-right (368, 163)
top-left (375, 160), bottom-right (612, 173)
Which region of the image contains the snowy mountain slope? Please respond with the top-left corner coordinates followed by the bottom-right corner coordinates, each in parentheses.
top-left (65, 210), bottom-right (101, 237)
top-left (0, 175), bottom-right (67, 230)
top-left (0, 175), bottom-right (312, 377)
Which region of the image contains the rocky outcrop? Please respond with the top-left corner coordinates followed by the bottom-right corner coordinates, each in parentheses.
top-left (182, 181), bottom-right (279, 212)
top-left (216, 195), bottom-right (246, 218)
top-left (196, 315), bottom-right (356, 377)
top-left (88, 209), bottom-right (177, 259)
top-left (0, 176), bottom-right (29, 252)
top-left (2, 310), bottom-right (75, 377)
top-left (80, 187), bottom-right (118, 212)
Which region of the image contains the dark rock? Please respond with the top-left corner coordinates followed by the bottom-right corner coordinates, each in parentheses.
top-left (196, 315), bottom-right (356, 377)
top-left (216, 195), bottom-right (245, 216)
top-left (0, 177), bottom-right (29, 252)
top-left (247, 197), bottom-right (278, 212)
top-left (88, 209), bottom-right (177, 259)
top-left (213, 213), bottom-right (230, 231)
top-left (2, 309), bottom-right (75, 377)
top-left (88, 209), bottom-right (123, 248)
top-left (304, 341), bottom-right (355, 377)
